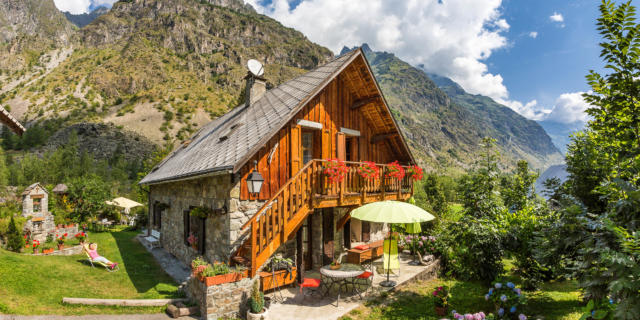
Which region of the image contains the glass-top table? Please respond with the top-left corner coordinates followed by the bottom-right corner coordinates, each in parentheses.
top-left (319, 263), bottom-right (365, 306)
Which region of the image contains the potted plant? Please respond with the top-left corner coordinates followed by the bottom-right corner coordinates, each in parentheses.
top-left (191, 256), bottom-right (208, 277)
top-left (247, 279), bottom-right (267, 320)
top-left (56, 233), bottom-right (67, 250)
top-left (357, 161), bottom-right (379, 181)
top-left (406, 165), bottom-right (423, 181)
top-left (329, 259), bottom-right (341, 270)
top-left (432, 285), bottom-right (450, 315)
top-left (74, 232), bottom-right (87, 245)
top-left (386, 161), bottom-right (405, 180)
top-left (32, 239), bottom-right (41, 254)
top-left (323, 158), bottom-right (349, 184)
top-left (201, 262), bottom-right (243, 286)
top-left (187, 232), bottom-right (198, 250)
top-left (260, 256), bottom-right (297, 291)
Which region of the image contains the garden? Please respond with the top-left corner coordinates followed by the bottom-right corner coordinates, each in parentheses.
top-left (0, 227), bottom-right (180, 315)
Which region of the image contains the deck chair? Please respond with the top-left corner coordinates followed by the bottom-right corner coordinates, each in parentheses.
top-left (84, 251), bottom-right (119, 272)
top-left (381, 239), bottom-right (400, 277)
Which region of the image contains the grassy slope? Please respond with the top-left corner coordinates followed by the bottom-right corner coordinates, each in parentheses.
top-left (0, 229), bottom-right (180, 315)
top-left (340, 263), bottom-right (582, 320)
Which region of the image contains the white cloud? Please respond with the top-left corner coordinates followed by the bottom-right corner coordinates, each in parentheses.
top-left (529, 31), bottom-right (538, 39)
top-left (499, 99), bottom-right (551, 121)
top-left (246, 0), bottom-right (521, 109)
top-left (545, 92), bottom-right (592, 124)
top-left (550, 12), bottom-right (564, 22)
top-left (53, 0), bottom-right (116, 14)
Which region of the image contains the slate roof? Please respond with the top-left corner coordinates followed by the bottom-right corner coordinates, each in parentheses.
top-left (140, 49), bottom-right (361, 185)
top-left (22, 182), bottom-right (46, 195)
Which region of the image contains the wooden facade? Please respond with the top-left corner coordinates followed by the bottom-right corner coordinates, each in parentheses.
top-left (237, 54), bottom-right (412, 202)
top-left (231, 53), bottom-right (416, 276)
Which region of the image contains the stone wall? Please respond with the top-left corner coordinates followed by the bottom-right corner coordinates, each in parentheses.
top-left (186, 276), bottom-right (254, 320)
top-left (22, 186), bottom-right (48, 216)
top-left (149, 174), bottom-right (233, 266)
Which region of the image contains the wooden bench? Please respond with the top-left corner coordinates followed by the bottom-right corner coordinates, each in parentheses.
top-left (346, 240), bottom-right (384, 264)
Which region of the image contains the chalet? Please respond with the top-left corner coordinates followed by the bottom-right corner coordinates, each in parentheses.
top-left (140, 48), bottom-right (416, 280)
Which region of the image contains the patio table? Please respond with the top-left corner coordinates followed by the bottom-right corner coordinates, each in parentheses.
top-left (319, 263), bottom-right (364, 306)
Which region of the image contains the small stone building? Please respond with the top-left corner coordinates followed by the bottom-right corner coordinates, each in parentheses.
top-left (22, 183), bottom-right (55, 242)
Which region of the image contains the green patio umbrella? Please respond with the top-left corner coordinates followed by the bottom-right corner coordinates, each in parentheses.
top-left (404, 222), bottom-right (422, 265)
top-left (350, 201), bottom-right (435, 287)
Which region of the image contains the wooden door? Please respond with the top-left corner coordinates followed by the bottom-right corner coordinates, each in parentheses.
top-left (322, 209), bottom-right (334, 265)
top-left (343, 219), bottom-right (351, 250)
top-left (291, 125), bottom-right (301, 175)
top-left (362, 221), bottom-right (371, 243)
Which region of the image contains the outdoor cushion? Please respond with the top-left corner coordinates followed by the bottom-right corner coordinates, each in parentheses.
top-left (353, 244), bottom-right (369, 251)
top-left (357, 271), bottom-right (373, 279)
top-left (300, 278), bottom-right (321, 288)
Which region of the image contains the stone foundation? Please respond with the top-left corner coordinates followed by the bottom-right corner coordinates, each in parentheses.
top-left (186, 276), bottom-right (254, 320)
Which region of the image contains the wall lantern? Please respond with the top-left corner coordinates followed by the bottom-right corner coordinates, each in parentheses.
top-left (246, 160), bottom-right (264, 196)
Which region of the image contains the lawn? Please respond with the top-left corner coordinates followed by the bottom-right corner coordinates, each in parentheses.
top-left (0, 228), bottom-right (180, 315)
top-left (340, 265), bottom-right (583, 320)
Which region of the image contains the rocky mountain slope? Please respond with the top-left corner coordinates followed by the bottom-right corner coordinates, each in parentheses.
top-left (1, 0), bottom-right (561, 172)
top-left (0, 0), bottom-right (332, 147)
top-left (63, 6), bottom-right (110, 28)
top-left (347, 45), bottom-right (562, 171)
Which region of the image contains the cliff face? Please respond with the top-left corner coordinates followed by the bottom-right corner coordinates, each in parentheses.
top-left (0, 0), bottom-right (75, 71)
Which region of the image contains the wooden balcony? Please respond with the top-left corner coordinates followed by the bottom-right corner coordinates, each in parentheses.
top-left (234, 159), bottom-right (415, 276)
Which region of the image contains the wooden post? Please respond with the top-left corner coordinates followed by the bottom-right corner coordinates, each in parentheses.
top-left (380, 166), bottom-right (385, 201)
top-left (251, 221), bottom-right (258, 277)
top-left (296, 225), bottom-right (304, 284)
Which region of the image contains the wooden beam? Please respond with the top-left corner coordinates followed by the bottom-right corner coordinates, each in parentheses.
top-left (370, 132), bottom-right (399, 144)
top-left (350, 96), bottom-right (380, 110)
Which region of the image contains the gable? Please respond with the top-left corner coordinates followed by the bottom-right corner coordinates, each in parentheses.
top-left (140, 48), bottom-right (413, 185)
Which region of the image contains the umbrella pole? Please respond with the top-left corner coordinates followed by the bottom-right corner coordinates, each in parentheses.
top-left (380, 226), bottom-right (396, 287)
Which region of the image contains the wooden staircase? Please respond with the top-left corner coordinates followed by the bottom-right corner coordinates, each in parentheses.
top-left (231, 160), bottom-right (415, 277)
top-left (232, 160), bottom-right (319, 277)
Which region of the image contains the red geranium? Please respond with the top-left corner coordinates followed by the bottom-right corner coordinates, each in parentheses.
top-left (323, 158), bottom-right (349, 184)
top-left (407, 165), bottom-right (424, 181)
top-left (386, 161), bottom-right (405, 180)
top-left (357, 161), bottom-right (379, 181)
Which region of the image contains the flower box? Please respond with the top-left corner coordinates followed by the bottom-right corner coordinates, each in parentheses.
top-left (203, 271), bottom-right (247, 286)
top-left (259, 267), bottom-right (297, 291)
top-left (42, 248), bottom-right (55, 254)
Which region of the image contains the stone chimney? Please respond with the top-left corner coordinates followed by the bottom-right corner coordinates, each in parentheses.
top-left (244, 72), bottom-right (267, 106)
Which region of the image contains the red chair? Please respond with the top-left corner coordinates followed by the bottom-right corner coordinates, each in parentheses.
top-left (299, 278), bottom-right (321, 300)
top-left (354, 263), bottom-right (374, 298)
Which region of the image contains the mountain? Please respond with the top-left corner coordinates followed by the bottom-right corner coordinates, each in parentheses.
top-left (537, 120), bottom-right (585, 154)
top-left (63, 6), bottom-right (110, 28)
top-left (535, 164), bottom-right (569, 197)
top-left (0, 0), bottom-right (75, 73)
top-left (343, 45), bottom-right (563, 171)
top-left (0, 0), bottom-right (332, 148)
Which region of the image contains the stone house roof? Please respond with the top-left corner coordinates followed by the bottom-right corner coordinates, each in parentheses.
top-left (52, 184), bottom-right (68, 194)
top-left (21, 182), bottom-right (47, 196)
top-left (140, 49), bottom-right (363, 185)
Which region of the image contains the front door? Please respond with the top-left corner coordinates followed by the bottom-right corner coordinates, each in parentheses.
top-left (322, 209), bottom-right (334, 265)
top-left (152, 202), bottom-right (162, 231)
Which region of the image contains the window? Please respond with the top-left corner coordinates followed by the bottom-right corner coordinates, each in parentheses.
top-left (302, 132), bottom-right (314, 164)
top-left (183, 210), bottom-right (206, 255)
top-left (153, 203), bottom-right (163, 231)
top-left (33, 198), bottom-right (41, 213)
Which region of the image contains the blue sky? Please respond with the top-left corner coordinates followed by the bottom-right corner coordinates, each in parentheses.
top-left (55, 0), bottom-right (609, 127)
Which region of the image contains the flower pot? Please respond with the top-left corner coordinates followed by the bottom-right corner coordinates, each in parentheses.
top-left (203, 272), bottom-right (241, 286)
top-left (33, 248), bottom-right (39, 254)
top-left (247, 308), bottom-right (268, 320)
top-left (57, 244), bottom-right (64, 250)
top-left (192, 265), bottom-right (207, 277)
top-left (435, 306), bottom-right (447, 316)
top-left (43, 248), bottom-right (54, 254)
top-left (330, 264), bottom-right (341, 270)
top-left (259, 267), bottom-right (297, 291)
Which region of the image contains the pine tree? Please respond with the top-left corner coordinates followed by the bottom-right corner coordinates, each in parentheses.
top-left (6, 215), bottom-right (24, 252)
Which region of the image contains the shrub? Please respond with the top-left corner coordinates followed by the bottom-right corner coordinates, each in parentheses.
top-left (443, 217), bottom-right (504, 283)
top-left (248, 279), bottom-right (264, 313)
top-left (6, 216), bottom-right (24, 252)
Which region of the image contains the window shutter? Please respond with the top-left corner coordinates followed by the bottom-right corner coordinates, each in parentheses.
top-left (199, 218), bottom-right (206, 255)
top-left (291, 125), bottom-right (301, 175)
top-left (337, 133), bottom-right (346, 161)
top-left (183, 211), bottom-right (190, 245)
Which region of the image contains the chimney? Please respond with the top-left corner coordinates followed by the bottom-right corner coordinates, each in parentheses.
top-left (244, 72), bottom-right (266, 106)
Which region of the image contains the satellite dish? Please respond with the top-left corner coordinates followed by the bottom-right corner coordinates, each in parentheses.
top-left (247, 59), bottom-right (264, 77)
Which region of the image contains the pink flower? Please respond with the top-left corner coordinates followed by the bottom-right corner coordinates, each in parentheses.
top-left (465, 314), bottom-right (473, 320)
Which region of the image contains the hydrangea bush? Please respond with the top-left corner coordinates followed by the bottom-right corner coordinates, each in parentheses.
top-left (485, 282), bottom-right (527, 319)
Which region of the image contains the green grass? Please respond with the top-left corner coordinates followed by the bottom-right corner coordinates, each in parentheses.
top-left (340, 266), bottom-right (582, 320)
top-left (0, 228), bottom-right (180, 315)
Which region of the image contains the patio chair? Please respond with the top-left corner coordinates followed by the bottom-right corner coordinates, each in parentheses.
top-left (299, 278), bottom-right (321, 301)
top-left (381, 238), bottom-right (400, 277)
top-left (354, 259), bottom-right (374, 298)
top-left (84, 251), bottom-right (119, 272)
